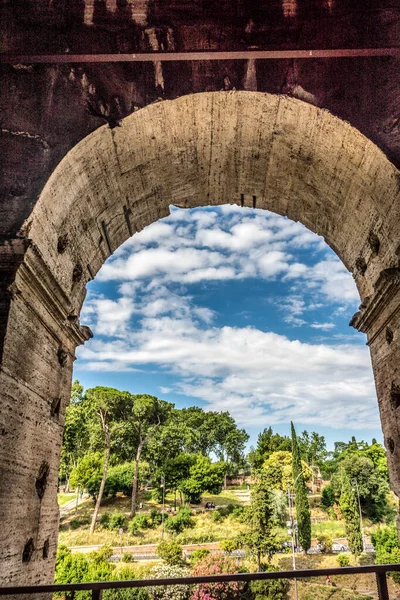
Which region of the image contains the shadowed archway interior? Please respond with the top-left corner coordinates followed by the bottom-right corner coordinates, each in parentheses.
top-left (1, 91), bottom-right (400, 585)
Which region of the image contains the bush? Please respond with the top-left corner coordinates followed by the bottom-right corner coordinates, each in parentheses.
top-left (128, 519), bottom-right (139, 535)
top-left (337, 553), bottom-right (350, 567)
top-left (230, 504), bottom-right (246, 522)
top-left (165, 508), bottom-right (194, 533)
top-left (104, 566), bottom-right (149, 600)
top-left (129, 514), bottom-right (150, 531)
top-left (100, 513), bottom-right (110, 528)
top-left (55, 546), bottom-right (114, 599)
top-left (211, 510), bottom-right (224, 523)
top-left (250, 563), bottom-right (289, 600)
top-left (121, 552), bottom-right (135, 563)
top-left (372, 525), bottom-right (400, 582)
top-left (191, 554), bottom-right (246, 600)
top-left (151, 509), bottom-right (163, 527)
top-left (321, 485), bottom-right (335, 510)
top-left (108, 512), bottom-right (126, 531)
top-left (149, 564), bottom-right (192, 600)
top-left (220, 539), bottom-right (240, 553)
top-left (88, 545), bottom-right (113, 564)
top-left (316, 534), bottom-right (332, 554)
top-left (157, 540), bottom-right (183, 565)
top-left (190, 549), bottom-right (210, 565)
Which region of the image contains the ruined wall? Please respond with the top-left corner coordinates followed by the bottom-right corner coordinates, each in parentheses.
top-left (1, 0), bottom-right (400, 237)
top-left (1, 0), bottom-right (400, 588)
top-left (1, 91), bottom-right (400, 585)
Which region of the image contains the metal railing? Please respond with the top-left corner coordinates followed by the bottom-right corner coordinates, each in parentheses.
top-left (1, 563), bottom-right (400, 600)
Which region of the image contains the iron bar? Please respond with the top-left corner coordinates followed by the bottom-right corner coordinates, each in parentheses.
top-left (376, 572), bottom-right (390, 600)
top-left (1, 48), bottom-right (400, 64)
top-left (1, 564), bottom-right (400, 595)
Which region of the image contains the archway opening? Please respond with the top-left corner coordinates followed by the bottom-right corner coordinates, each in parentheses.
top-left (1, 91), bottom-right (400, 586)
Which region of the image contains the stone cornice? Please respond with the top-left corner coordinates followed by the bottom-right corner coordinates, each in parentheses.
top-left (11, 242), bottom-right (93, 348)
top-left (350, 268), bottom-right (400, 338)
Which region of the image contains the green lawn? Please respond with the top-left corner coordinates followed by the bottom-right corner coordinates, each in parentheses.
top-left (58, 493), bottom-right (77, 506)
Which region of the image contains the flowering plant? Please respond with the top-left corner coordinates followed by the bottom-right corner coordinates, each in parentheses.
top-left (190, 554), bottom-right (246, 600)
top-left (148, 564), bottom-right (192, 600)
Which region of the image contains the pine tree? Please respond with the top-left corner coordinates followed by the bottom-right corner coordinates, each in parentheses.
top-left (291, 422), bottom-right (311, 552)
top-left (340, 472), bottom-right (363, 556)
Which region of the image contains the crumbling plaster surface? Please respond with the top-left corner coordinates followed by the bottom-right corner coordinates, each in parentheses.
top-left (1, 91), bottom-right (400, 587)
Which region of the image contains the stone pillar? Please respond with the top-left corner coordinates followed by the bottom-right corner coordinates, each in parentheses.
top-left (351, 268), bottom-right (400, 499)
top-left (0, 242), bottom-right (92, 586)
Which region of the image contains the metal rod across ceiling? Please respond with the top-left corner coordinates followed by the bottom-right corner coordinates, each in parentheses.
top-left (1, 47), bottom-right (399, 64)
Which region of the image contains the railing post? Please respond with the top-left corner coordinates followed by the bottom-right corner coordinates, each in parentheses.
top-left (376, 571), bottom-right (389, 600)
top-left (92, 589), bottom-right (103, 600)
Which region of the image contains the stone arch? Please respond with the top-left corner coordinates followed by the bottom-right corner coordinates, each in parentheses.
top-left (1, 91), bottom-right (400, 585)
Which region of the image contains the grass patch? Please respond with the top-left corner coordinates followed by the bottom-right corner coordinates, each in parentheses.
top-left (58, 493), bottom-right (77, 506)
top-left (293, 582), bottom-right (373, 600)
top-left (312, 520), bottom-right (347, 539)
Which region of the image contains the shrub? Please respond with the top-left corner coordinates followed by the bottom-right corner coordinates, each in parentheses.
top-left (108, 512), bottom-right (126, 531)
top-left (165, 508), bottom-right (194, 533)
top-left (316, 534), bottom-right (332, 554)
top-left (191, 554), bottom-right (246, 600)
top-left (230, 504), bottom-right (246, 522)
top-left (190, 549), bottom-right (210, 565)
top-left (88, 546), bottom-right (113, 564)
top-left (128, 519), bottom-right (139, 535)
top-left (151, 509), bottom-right (163, 527)
top-left (157, 540), bottom-right (183, 565)
top-left (103, 566), bottom-right (149, 600)
top-left (250, 563), bottom-right (289, 600)
top-left (149, 564), bottom-right (192, 600)
top-left (220, 539), bottom-right (240, 553)
top-left (337, 553), bottom-right (350, 567)
top-left (121, 552), bottom-right (135, 563)
top-left (129, 514), bottom-right (150, 531)
top-left (100, 513), bottom-right (110, 528)
top-left (372, 525), bottom-right (400, 582)
top-left (211, 510), bottom-right (223, 523)
top-left (55, 546), bottom-right (114, 599)
top-left (70, 519), bottom-right (83, 530)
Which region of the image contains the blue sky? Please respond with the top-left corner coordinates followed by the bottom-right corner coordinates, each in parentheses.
top-left (75, 205), bottom-right (382, 451)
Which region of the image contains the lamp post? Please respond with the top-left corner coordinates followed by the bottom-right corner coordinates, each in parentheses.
top-left (352, 479), bottom-right (365, 552)
top-left (161, 473), bottom-right (165, 541)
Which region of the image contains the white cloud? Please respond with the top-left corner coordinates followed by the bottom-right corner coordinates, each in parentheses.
top-left (77, 317), bottom-right (377, 429)
top-left (77, 206), bottom-right (376, 431)
top-left (310, 322), bottom-right (336, 331)
top-left (159, 386), bottom-right (172, 394)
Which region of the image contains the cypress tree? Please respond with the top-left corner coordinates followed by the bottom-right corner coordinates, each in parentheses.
top-left (340, 472), bottom-right (363, 556)
top-left (291, 422), bottom-right (311, 552)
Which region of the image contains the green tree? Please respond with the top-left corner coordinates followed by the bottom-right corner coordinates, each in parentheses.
top-left (59, 380), bottom-right (90, 488)
top-left (298, 430), bottom-right (327, 466)
top-left (180, 454), bottom-right (225, 504)
top-left (124, 394), bottom-right (171, 516)
top-left (332, 454), bottom-right (390, 522)
top-left (262, 451), bottom-right (311, 492)
top-left (153, 453), bottom-right (195, 507)
top-left (238, 474), bottom-right (279, 570)
top-left (291, 422), bottom-right (311, 553)
top-left (248, 427), bottom-right (291, 470)
top-left (339, 471), bottom-right (363, 556)
top-left (69, 452), bottom-right (103, 489)
top-left (86, 387), bottom-right (131, 533)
